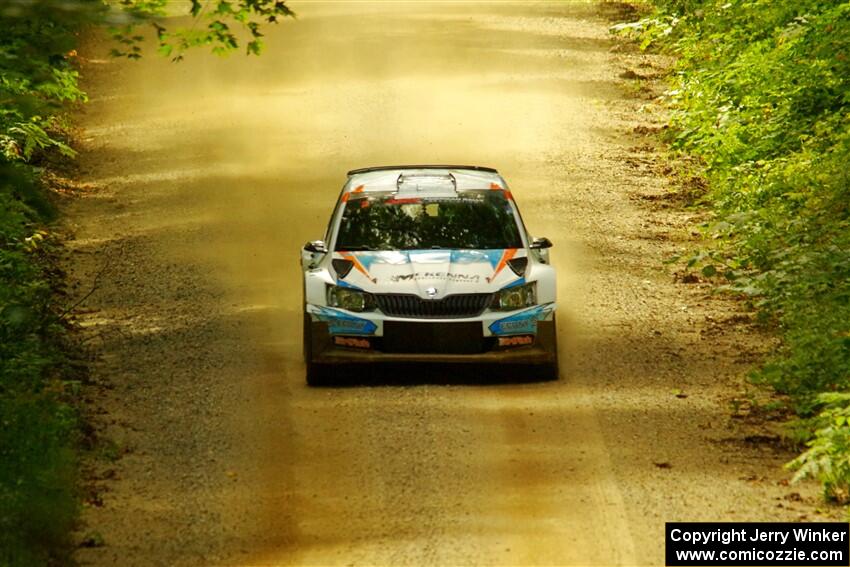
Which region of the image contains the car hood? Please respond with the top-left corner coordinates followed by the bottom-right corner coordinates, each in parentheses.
top-left (332, 249), bottom-right (526, 299)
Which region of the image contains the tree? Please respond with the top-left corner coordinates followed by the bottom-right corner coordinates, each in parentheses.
top-left (0, 0), bottom-right (296, 198)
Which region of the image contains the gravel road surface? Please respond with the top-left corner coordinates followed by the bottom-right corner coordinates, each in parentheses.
top-left (67, 2), bottom-right (822, 565)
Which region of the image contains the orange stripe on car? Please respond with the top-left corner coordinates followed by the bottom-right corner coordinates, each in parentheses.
top-left (488, 248), bottom-right (517, 282)
top-left (385, 197), bottom-right (421, 205)
top-left (341, 184), bottom-right (365, 203)
top-left (339, 252), bottom-right (376, 283)
top-left (489, 182), bottom-right (512, 199)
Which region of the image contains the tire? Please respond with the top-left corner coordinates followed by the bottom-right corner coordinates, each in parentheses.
top-left (302, 312), bottom-right (311, 363)
top-left (540, 360), bottom-right (560, 381)
top-left (540, 318), bottom-right (560, 381)
top-left (306, 363), bottom-right (330, 387)
top-left (303, 313), bottom-right (328, 386)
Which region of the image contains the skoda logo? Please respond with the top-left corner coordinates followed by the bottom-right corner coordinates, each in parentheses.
top-left (425, 287), bottom-right (438, 299)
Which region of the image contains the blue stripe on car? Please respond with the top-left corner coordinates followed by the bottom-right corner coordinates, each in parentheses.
top-left (336, 279), bottom-right (362, 290)
top-left (489, 303), bottom-right (554, 336)
top-left (308, 305), bottom-right (377, 335)
top-left (501, 277), bottom-right (526, 289)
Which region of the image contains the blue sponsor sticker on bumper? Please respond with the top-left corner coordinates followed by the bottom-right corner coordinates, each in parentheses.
top-left (308, 305), bottom-right (377, 335)
top-left (489, 304), bottom-right (554, 336)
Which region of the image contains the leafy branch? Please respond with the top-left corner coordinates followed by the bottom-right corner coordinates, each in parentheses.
top-left (109, 0), bottom-right (296, 61)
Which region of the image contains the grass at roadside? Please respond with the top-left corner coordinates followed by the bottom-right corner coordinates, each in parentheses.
top-left (614, 1), bottom-right (850, 501)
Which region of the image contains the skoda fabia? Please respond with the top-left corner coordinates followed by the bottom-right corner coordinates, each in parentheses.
top-left (301, 165), bottom-right (557, 385)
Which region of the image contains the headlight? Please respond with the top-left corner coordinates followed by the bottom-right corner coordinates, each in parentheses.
top-left (326, 285), bottom-right (376, 312)
top-left (492, 282), bottom-right (537, 311)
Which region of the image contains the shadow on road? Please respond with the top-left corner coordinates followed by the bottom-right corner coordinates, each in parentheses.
top-left (311, 362), bottom-right (559, 388)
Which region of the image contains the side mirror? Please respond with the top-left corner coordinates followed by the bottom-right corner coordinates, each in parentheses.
top-left (530, 237), bottom-right (553, 250)
top-left (303, 240), bottom-right (328, 254)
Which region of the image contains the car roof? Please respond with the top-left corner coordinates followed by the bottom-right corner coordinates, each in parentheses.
top-left (344, 165), bottom-right (507, 196)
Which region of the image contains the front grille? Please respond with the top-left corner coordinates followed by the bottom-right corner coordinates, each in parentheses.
top-left (375, 293), bottom-right (492, 319)
top-left (381, 321), bottom-right (490, 353)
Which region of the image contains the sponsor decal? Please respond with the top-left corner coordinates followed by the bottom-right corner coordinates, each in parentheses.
top-left (489, 304), bottom-right (554, 336)
top-left (308, 305), bottom-right (377, 336)
top-left (333, 249), bottom-right (525, 285)
top-left (496, 318), bottom-right (537, 334)
top-left (389, 272), bottom-right (481, 283)
top-left (335, 250), bottom-right (511, 269)
top-left (333, 336), bottom-right (371, 349)
top-left (498, 335), bottom-right (534, 347)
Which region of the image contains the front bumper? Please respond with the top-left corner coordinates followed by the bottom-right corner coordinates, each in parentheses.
top-left (307, 318), bottom-right (557, 366)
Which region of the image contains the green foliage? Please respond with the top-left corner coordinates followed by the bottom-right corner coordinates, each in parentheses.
top-left (0, 1), bottom-right (292, 563)
top-left (611, 14), bottom-right (681, 50)
top-left (0, 4), bottom-right (88, 563)
top-left (0, 185), bottom-right (79, 565)
top-left (632, 0), bottom-right (850, 497)
top-left (1, 2), bottom-right (92, 172)
top-left (108, 0), bottom-right (295, 61)
top-left (788, 393), bottom-right (850, 503)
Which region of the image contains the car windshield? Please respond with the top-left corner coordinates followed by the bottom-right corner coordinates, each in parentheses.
top-left (335, 191), bottom-right (523, 251)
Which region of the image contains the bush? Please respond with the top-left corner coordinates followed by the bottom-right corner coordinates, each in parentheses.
top-left (1, 3), bottom-right (296, 562)
top-left (623, 1), bottom-right (850, 495)
top-left (788, 394), bottom-right (850, 503)
top-left (0, 180), bottom-right (79, 565)
top-left (1, 3), bottom-right (89, 563)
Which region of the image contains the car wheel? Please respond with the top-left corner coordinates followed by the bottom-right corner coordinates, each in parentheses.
top-left (306, 363), bottom-right (331, 387)
top-left (540, 318), bottom-right (559, 381)
top-left (302, 312), bottom-right (311, 363)
top-left (540, 360), bottom-right (560, 381)
top-left (304, 313), bottom-right (327, 386)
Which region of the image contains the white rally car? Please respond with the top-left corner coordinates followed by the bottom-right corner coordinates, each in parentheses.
top-left (301, 165), bottom-right (557, 385)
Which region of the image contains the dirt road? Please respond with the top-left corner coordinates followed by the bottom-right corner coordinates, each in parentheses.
top-left (68, 2), bottom-right (821, 565)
